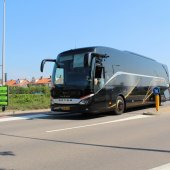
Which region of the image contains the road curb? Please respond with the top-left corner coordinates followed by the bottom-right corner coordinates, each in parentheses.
top-left (0, 109), bottom-right (51, 117)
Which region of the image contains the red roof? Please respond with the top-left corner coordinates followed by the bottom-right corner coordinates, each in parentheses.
top-left (36, 78), bottom-right (51, 84)
top-left (29, 77), bottom-right (51, 85)
top-left (6, 80), bottom-right (16, 86)
top-left (6, 79), bottom-right (30, 87)
top-left (6, 77), bottom-right (51, 86)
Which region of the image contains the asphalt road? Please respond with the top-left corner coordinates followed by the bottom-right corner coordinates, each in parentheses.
top-left (0, 102), bottom-right (170, 170)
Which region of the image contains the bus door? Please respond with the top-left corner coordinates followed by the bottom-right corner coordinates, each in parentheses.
top-left (92, 55), bottom-right (107, 112)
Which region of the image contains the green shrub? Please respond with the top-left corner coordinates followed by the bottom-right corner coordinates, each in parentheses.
top-left (8, 94), bottom-right (50, 110)
top-left (9, 86), bottom-right (50, 95)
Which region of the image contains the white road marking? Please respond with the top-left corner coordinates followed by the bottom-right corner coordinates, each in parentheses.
top-left (149, 163), bottom-right (170, 170)
top-left (0, 114), bottom-right (48, 123)
top-left (46, 114), bottom-right (151, 133)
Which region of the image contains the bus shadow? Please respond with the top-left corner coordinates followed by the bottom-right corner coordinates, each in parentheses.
top-left (126, 104), bottom-right (154, 113)
top-left (46, 105), bottom-right (155, 120)
top-left (44, 112), bottom-right (114, 120)
top-left (6, 111), bottom-right (113, 121)
top-left (6, 104), bottom-right (158, 121)
top-left (43, 105), bottom-right (154, 120)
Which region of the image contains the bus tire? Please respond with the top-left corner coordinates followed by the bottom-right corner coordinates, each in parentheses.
top-left (115, 96), bottom-right (126, 115)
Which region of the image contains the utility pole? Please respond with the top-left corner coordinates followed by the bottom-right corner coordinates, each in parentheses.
top-left (2, 0), bottom-right (6, 85)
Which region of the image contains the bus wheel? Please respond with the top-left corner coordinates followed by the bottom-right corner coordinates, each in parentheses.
top-left (115, 96), bottom-right (126, 115)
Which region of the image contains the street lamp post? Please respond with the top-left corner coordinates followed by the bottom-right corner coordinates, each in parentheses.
top-left (2, 0), bottom-right (6, 85)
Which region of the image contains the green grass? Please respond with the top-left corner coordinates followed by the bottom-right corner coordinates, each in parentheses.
top-left (7, 94), bottom-right (50, 111)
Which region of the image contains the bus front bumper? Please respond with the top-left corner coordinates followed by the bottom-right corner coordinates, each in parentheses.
top-left (51, 104), bottom-right (95, 114)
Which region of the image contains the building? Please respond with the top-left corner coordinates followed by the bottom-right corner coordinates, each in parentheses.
top-left (5, 80), bottom-right (16, 86)
top-left (6, 79), bottom-right (30, 87)
top-left (29, 77), bottom-right (51, 87)
top-left (5, 76), bottom-right (51, 87)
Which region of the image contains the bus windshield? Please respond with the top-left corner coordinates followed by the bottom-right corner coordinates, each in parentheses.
top-left (53, 53), bottom-right (91, 88)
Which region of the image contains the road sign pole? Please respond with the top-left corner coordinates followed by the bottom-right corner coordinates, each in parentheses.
top-left (155, 95), bottom-right (159, 111)
top-left (153, 87), bottom-right (160, 112)
top-left (2, 0), bottom-right (6, 85)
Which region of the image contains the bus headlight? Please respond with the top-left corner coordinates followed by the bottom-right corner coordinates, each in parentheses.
top-left (79, 99), bottom-right (89, 105)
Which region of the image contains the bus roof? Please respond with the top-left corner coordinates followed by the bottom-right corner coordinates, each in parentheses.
top-left (58, 46), bottom-right (157, 63)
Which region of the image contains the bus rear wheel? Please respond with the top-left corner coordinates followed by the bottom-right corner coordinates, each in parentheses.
top-left (115, 96), bottom-right (126, 115)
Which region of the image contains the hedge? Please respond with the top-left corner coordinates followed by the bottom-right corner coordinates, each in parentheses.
top-left (4, 86), bottom-right (51, 111)
top-left (7, 94), bottom-right (50, 110)
top-left (9, 86), bottom-right (50, 95)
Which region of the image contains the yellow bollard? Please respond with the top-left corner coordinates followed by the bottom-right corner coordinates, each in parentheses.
top-left (155, 95), bottom-right (159, 111)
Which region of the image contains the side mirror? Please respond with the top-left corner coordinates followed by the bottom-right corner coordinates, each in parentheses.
top-left (40, 59), bottom-right (56, 72)
top-left (40, 60), bottom-right (46, 72)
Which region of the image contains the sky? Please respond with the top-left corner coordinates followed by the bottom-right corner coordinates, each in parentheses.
top-left (0, 0), bottom-right (170, 80)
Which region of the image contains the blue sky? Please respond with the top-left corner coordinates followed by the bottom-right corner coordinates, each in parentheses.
top-left (0, 0), bottom-right (170, 80)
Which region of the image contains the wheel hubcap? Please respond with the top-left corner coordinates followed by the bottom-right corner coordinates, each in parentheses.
top-left (117, 99), bottom-right (124, 112)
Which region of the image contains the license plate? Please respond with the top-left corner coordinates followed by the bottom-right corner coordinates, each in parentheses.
top-left (61, 106), bottom-right (70, 111)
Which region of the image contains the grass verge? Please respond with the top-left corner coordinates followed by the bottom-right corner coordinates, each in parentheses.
top-left (7, 94), bottom-right (50, 111)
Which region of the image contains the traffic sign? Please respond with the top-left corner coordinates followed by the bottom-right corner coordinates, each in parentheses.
top-left (153, 87), bottom-right (160, 111)
top-left (153, 87), bottom-right (160, 95)
top-left (0, 86), bottom-right (8, 106)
